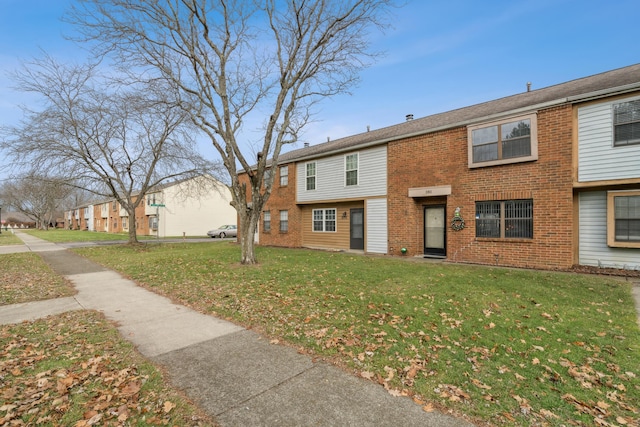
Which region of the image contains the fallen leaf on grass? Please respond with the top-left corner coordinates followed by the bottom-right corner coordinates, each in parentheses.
top-left (539, 409), bottom-right (559, 419)
top-left (436, 384), bottom-right (470, 402)
top-left (471, 378), bottom-right (491, 390)
top-left (360, 371), bottom-right (374, 380)
top-left (422, 402), bottom-right (435, 412)
top-left (163, 401), bottom-right (175, 413)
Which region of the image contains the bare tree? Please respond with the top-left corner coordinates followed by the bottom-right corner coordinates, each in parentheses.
top-left (0, 174), bottom-right (74, 230)
top-left (0, 55), bottom-right (217, 243)
top-left (68, 0), bottom-right (394, 263)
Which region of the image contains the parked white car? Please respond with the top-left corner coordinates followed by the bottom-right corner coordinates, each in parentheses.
top-left (207, 224), bottom-right (237, 238)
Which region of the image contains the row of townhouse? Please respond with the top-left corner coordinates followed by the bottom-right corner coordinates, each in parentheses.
top-left (240, 64), bottom-right (640, 271)
top-left (66, 176), bottom-right (237, 237)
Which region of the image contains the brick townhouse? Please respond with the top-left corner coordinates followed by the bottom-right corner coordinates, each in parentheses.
top-left (240, 64), bottom-right (640, 271)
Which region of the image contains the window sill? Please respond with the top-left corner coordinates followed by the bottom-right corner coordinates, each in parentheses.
top-left (469, 156), bottom-right (537, 169)
top-left (608, 241), bottom-right (640, 249)
top-left (475, 237), bottom-right (533, 243)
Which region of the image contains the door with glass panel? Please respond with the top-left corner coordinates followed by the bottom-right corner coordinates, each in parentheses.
top-left (424, 205), bottom-right (446, 257)
top-left (350, 208), bottom-right (364, 250)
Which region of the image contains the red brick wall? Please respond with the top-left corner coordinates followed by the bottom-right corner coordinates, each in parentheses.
top-left (238, 163), bottom-right (303, 248)
top-left (388, 105), bottom-right (574, 270)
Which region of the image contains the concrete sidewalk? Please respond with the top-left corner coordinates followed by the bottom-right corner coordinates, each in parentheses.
top-left (0, 232), bottom-right (473, 426)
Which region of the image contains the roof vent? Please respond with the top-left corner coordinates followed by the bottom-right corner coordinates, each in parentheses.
top-left (327, 136), bottom-right (330, 142)
top-left (304, 142), bottom-right (309, 148)
top-left (406, 114), bottom-right (414, 121)
top-left (527, 82), bottom-right (532, 92)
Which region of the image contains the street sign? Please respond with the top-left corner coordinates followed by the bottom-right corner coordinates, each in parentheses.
top-left (150, 204), bottom-right (165, 207)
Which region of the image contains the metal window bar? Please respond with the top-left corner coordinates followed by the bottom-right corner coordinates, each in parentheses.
top-left (475, 201), bottom-right (501, 238)
top-left (504, 200), bottom-right (533, 238)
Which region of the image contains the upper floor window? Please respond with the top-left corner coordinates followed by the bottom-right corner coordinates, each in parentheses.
top-left (313, 209), bottom-right (336, 232)
top-left (476, 199), bottom-right (533, 239)
top-left (112, 201), bottom-right (117, 211)
top-left (263, 211), bottom-right (271, 232)
top-left (607, 191), bottom-right (640, 248)
top-left (280, 166), bottom-right (289, 187)
top-left (306, 162), bottom-right (316, 191)
top-left (345, 153), bottom-right (358, 186)
top-left (613, 99), bottom-right (640, 146)
top-left (468, 114), bottom-right (538, 168)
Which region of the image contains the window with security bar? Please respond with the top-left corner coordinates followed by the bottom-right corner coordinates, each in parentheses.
top-left (475, 200), bottom-right (533, 239)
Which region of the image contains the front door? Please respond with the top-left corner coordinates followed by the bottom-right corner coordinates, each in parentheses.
top-left (350, 208), bottom-right (364, 250)
top-left (424, 205), bottom-right (446, 257)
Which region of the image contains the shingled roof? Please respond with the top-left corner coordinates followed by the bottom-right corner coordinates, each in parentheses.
top-left (274, 63), bottom-right (640, 164)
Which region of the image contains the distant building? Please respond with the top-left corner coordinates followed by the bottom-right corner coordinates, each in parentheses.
top-left (66, 175), bottom-right (237, 238)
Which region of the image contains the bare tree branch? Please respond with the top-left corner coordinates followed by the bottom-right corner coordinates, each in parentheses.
top-left (0, 55), bottom-right (221, 243)
top-left (66, 0), bottom-right (394, 262)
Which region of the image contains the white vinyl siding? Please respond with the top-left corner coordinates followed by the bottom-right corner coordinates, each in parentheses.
top-left (578, 191), bottom-right (640, 270)
top-left (578, 96), bottom-right (640, 182)
top-left (297, 146), bottom-right (387, 202)
top-left (366, 198), bottom-right (388, 254)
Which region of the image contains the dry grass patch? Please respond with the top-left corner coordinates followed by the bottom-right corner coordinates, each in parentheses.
top-left (1, 310), bottom-right (215, 426)
top-left (1, 253), bottom-right (76, 305)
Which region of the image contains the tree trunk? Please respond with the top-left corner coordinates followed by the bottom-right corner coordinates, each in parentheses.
top-left (127, 211), bottom-right (139, 244)
top-left (239, 208), bottom-right (259, 264)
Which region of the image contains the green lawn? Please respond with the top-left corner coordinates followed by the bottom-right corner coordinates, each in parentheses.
top-left (0, 253), bottom-right (76, 305)
top-left (23, 229), bottom-right (156, 243)
top-left (0, 231), bottom-right (23, 245)
top-left (74, 243), bottom-right (640, 426)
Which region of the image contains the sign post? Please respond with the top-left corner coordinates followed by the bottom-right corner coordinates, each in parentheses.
top-left (150, 203), bottom-right (165, 239)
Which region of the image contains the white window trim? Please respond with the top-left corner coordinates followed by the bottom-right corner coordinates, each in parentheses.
top-left (280, 165), bottom-right (289, 187)
top-left (607, 190), bottom-right (640, 248)
top-left (345, 153), bottom-right (359, 187)
top-left (306, 162), bottom-right (317, 191)
top-left (280, 210), bottom-right (289, 232)
top-left (612, 97), bottom-right (640, 147)
top-left (312, 208), bottom-right (337, 232)
top-left (467, 113), bottom-right (538, 168)
top-left (263, 211), bottom-right (271, 232)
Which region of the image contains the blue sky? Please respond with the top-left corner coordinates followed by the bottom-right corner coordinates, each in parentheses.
top-left (1, 0), bottom-right (639, 163)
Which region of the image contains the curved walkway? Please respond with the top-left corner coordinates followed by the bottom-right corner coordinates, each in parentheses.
top-left (1, 232), bottom-right (473, 426)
